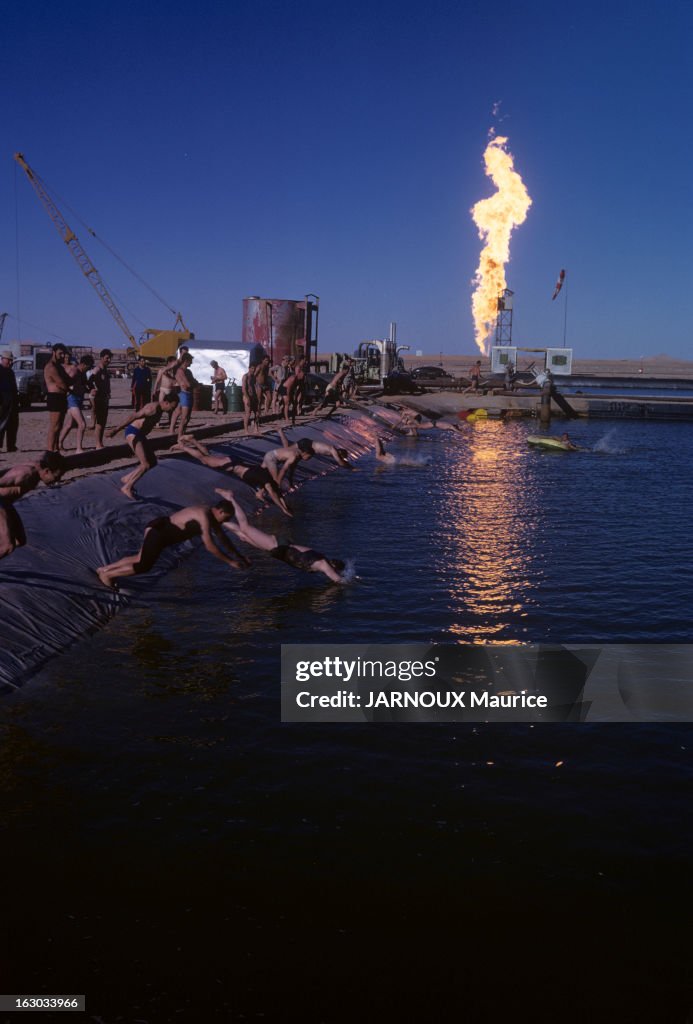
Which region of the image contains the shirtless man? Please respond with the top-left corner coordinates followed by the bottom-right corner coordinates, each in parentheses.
top-left (311, 440), bottom-right (352, 468)
top-left (44, 343), bottom-right (71, 452)
top-left (96, 500), bottom-right (250, 588)
top-left (560, 432), bottom-right (580, 450)
top-left (210, 360), bottom-right (228, 414)
top-left (393, 409), bottom-right (462, 435)
top-left (107, 392), bottom-right (180, 499)
top-left (393, 410), bottom-right (433, 435)
top-left (242, 364), bottom-right (260, 433)
top-left (273, 356), bottom-right (291, 414)
top-left (375, 437), bottom-right (396, 465)
top-left (270, 428), bottom-right (351, 480)
top-left (216, 490), bottom-right (347, 583)
top-left (91, 349), bottom-right (113, 449)
top-left (254, 356), bottom-right (272, 415)
top-left (282, 362), bottom-right (306, 425)
top-left (171, 436), bottom-right (292, 515)
top-left (0, 452), bottom-right (66, 559)
top-left (314, 358), bottom-right (352, 413)
top-left (59, 353), bottom-right (94, 453)
top-left (261, 433), bottom-right (313, 489)
top-left (463, 360), bottom-right (483, 394)
top-left (171, 353), bottom-right (196, 440)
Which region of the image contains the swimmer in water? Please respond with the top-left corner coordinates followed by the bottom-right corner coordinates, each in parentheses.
top-left (96, 500), bottom-right (250, 588)
top-left (375, 437), bottom-right (396, 465)
top-left (215, 489), bottom-right (347, 583)
top-left (560, 432), bottom-right (580, 450)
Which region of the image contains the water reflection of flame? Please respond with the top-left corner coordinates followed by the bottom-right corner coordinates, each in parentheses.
top-left (438, 423), bottom-right (539, 642)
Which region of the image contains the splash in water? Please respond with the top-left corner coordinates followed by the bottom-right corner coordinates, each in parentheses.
top-left (593, 429), bottom-right (627, 455)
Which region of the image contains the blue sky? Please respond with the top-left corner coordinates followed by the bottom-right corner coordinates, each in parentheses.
top-left (3, 0), bottom-right (692, 358)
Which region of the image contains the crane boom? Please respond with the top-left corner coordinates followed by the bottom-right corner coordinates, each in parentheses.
top-left (14, 153), bottom-right (137, 347)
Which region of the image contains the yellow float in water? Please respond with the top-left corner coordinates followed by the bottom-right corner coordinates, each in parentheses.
top-left (466, 408), bottom-right (489, 423)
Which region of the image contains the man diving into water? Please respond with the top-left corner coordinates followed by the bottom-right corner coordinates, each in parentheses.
top-left (215, 490), bottom-right (348, 584)
top-left (262, 429), bottom-right (351, 490)
top-left (96, 500), bottom-right (250, 588)
top-left (171, 436), bottom-right (292, 515)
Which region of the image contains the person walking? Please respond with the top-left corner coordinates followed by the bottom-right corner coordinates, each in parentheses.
top-left (59, 354), bottom-right (94, 454)
top-left (0, 350), bottom-right (19, 453)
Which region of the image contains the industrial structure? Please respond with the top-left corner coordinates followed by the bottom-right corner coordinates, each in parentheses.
top-left (13, 153), bottom-right (193, 361)
top-left (241, 295), bottom-right (319, 366)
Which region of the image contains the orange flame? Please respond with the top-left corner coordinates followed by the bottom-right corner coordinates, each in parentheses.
top-left (470, 136), bottom-right (532, 355)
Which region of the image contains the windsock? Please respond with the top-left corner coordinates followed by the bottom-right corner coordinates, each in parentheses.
top-left (552, 268), bottom-right (566, 300)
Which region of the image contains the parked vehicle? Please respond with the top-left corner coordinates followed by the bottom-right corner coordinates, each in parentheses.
top-left (383, 371), bottom-right (422, 395)
top-left (13, 356), bottom-right (44, 409)
top-left (409, 365), bottom-right (453, 381)
top-left (303, 372), bottom-right (329, 402)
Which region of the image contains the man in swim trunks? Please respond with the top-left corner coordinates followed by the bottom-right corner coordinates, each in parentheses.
top-left (210, 360), bottom-right (228, 414)
top-left (171, 436), bottom-right (292, 515)
top-left (262, 429), bottom-right (351, 489)
top-left (107, 392), bottom-right (180, 499)
top-left (153, 354), bottom-right (184, 429)
top-left (59, 353), bottom-right (94, 454)
top-left (463, 360), bottom-right (484, 394)
top-left (261, 430), bottom-right (315, 489)
top-left (96, 500), bottom-right (250, 588)
top-left (282, 362), bottom-right (306, 425)
top-left (254, 355), bottom-right (273, 415)
top-left (170, 353), bottom-right (197, 440)
top-left (314, 358), bottom-right (353, 413)
top-left (560, 432), bottom-right (580, 450)
top-left (242, 364), bottom-right (260, 433)
top-left (311, 439), bottom-right (353, 469)
top-left (0, 451), bottom-right (66, 560)
top-left (375, 437), bottom-right (396, 464)
top-left (272, 355), bottom-right (291, 414)
top-left (91, 349), bottom-right (113, 449)
top-left (215, 490), bottom-right (347, 583)
top-left (43, 343), bottom-right (71, 452)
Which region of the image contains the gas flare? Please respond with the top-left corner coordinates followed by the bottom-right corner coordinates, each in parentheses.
top-left (470, 136), bottom-right (532, 355)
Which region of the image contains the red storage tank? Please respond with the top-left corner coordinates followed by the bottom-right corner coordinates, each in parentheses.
top-left (242, 296), bottom-right (318, 366)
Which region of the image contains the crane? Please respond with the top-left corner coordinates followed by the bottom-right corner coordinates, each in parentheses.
top-left (13, 153), bottom-right (193, 357)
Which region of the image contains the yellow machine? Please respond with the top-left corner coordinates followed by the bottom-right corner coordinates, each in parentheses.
top-left (14, 153), bottom-right (193, 359)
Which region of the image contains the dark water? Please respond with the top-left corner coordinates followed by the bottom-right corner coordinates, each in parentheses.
top-left (1, 418), bottom-right (692, 1022)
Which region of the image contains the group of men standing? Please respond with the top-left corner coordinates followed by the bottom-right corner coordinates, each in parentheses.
top-left (43, 343), bottom-right (113, 452)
